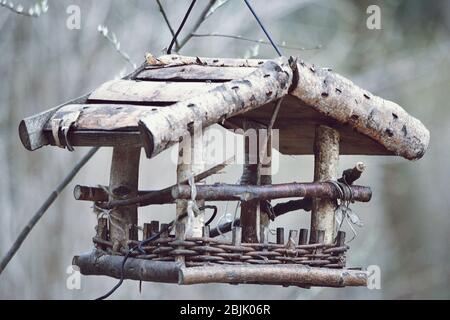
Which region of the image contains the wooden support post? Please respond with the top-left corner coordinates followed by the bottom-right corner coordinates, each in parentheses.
top-left (259, 128), bottom-right (272, 241)
top-left (95, 218), bottom-right (109, 250)
top-left (260, 226), bottom-right (269, 248)
top-left (232, 226), bottom-right (242, 246)
top-left (310, 125), bottom-right (340, 244)
top-left (240, 120), bottom-right (260, 243)
top-left (160, 223), bottom-right (170, 238)
top-left (276, 228), bottom-right (284, 245)
top-left (175, 222), bottom-right (186, 264)
top-left (287, 230), bottom-right (298, 249)
top-left (142, 220), bottom-right (159, 240)
top-left (150, 220), bottom-right (160, 237)
top-left (336, 231), bottom-right (346, 246)
top-left (143, 223), bottom-right (151, 240)
top-left (202, 226), bottom-right (210, 238)
top-left (109, 147), bottom-right (140, 251)
top-left (176, 127), bottom-right (205, 239)
top-left (299, 229), bottom-right (308, 245)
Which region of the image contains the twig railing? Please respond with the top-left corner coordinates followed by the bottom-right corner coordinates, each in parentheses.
top-left (76, 181), bottom-right (371, 208)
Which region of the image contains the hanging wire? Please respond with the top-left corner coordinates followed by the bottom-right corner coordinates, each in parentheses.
top-left (167, 0), bottom-right (197, 54)
top-left (243, 0), bottom-right (282, 57)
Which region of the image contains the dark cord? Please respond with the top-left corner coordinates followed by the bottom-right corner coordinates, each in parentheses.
top-left (95, 223), bottom-right (172, 300)
top-left (202, 205), bottom-right (218, 226)
top-left (167, 0), bottom-right (197, 54)
top-left (243, 0), bottom-right (282, 57)
top-left (96, 205), bottom-right (217, 300)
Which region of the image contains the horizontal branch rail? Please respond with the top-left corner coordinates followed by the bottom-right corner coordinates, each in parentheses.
top-left (73, 250), bottom-right (367, 287)
top-left (179, 264), bottom-right (368, 287)
top-left (91, 182), bottom-right (370, 210)
top-left (172, 182), bottom-right (371, 202)
top-left (73, 250), bottom-right (180, 283)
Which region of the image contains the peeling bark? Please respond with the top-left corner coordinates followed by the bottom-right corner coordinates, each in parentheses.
top-left (179, 264), bottom-right (368, 287)
top-left (73, 250), bottom-right (180, 283)
top-left (108, 147), bottom-right (140, 250)
top-left (310, 125), bottom-right (340, 244)
top-left (138, 57), bottom-right (293, 158)
top-left (177, 129), bottom-right (205, 238)
top-left (291, 61), bottom-right (429, 160)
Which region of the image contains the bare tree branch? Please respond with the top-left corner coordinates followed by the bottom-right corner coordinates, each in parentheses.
top-left (177, 0), bottom-right (217, 51)
top-left (0, 147), bottom-right (99, 275)
top-left (191, 33), bottom-right (322, 51)
top-left (0, 0), bottom-right (48, 18)
top-left (98, 25), bottom-right (137, 69)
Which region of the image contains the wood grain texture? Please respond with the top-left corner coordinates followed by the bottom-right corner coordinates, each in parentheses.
top-left (179, 264), bottom-right (368, 287)
top-left (73, 250), bottom-right (180, 283)
top-left (290, 60), bottom-right (429, 160)
top-left (19, 54), bottom-right (429, 161)
top-left (108, 147), bottom-right (140, 251)
top-left (176, 131), bottom-right (205, 239)
top-left (138, 57), bottom-right (293, 158)
top-left (310, 125), bottom-right (340, 244)
top-left (88, 80), bottom-right (221, 104)
top-left (224, 95), bottom-right (392, 156)
top-left (155, 54), bottom-right (267, 68)
top-left (239, 120), bottom-right (262, 243)
top-left (137, 65), bottom-right (257, 82)
top-left (18, 93), bottom-right (89, 151)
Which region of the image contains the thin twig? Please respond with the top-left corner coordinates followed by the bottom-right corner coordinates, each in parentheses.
top-left (177, 0), bottom-right (217, 51)
top-left (0, 147), bottom-right (100, 275)
top-left (0, 0), bottom-right (48, 18)
top-left (98, 25), bottom-right (137, 69)
top-left (204, 0), bottom-right (230, 20)
top-left (191, 33), bottom-right (322, 51)
top-left (155, 0), bottom-right (179, 51)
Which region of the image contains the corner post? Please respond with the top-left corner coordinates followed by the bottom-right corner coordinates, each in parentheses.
top-left (259, 129), bottom-right (272, 242)
top-left (240, 120), bottom-right (260, 243)
top-left (109, 147), bottom-right (141, 251)
top-left (176, 126), bottom-right (205, 242)
top-left (310, 125), bottom-right (340, 244)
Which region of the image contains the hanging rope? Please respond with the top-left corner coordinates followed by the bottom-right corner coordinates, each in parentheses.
top-left (166, 0), bottom-right (197, 54)
top-left (243, 0), bottom-right (282, 57)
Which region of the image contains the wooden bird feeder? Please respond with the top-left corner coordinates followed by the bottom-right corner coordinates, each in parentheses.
top-left (19, 54), bottom-right (429, 288)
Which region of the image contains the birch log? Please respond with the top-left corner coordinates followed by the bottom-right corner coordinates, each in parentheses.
top-left (108, 147), bottom-right (140, 250)
top-left (310, 125), bottom-right (340, 244)
top-left (179, 264), bottom-right (368, 287)
top-left (291, 61), bottom-right (429, 160)
top-left (73, 250), bottom-right (180, 283)
top-left (138, 57), bottom-right (293, 159)
top-left (176, 128), bottom-right (205, 239)
top-left (172, 183), bottom-right (371, 202)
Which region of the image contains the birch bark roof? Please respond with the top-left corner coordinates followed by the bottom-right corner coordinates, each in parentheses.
top-left (19, 54), bottom-right (429, 160)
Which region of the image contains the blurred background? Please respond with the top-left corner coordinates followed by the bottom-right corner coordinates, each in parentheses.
top-left (0, 0), bottom-right (449, 299)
